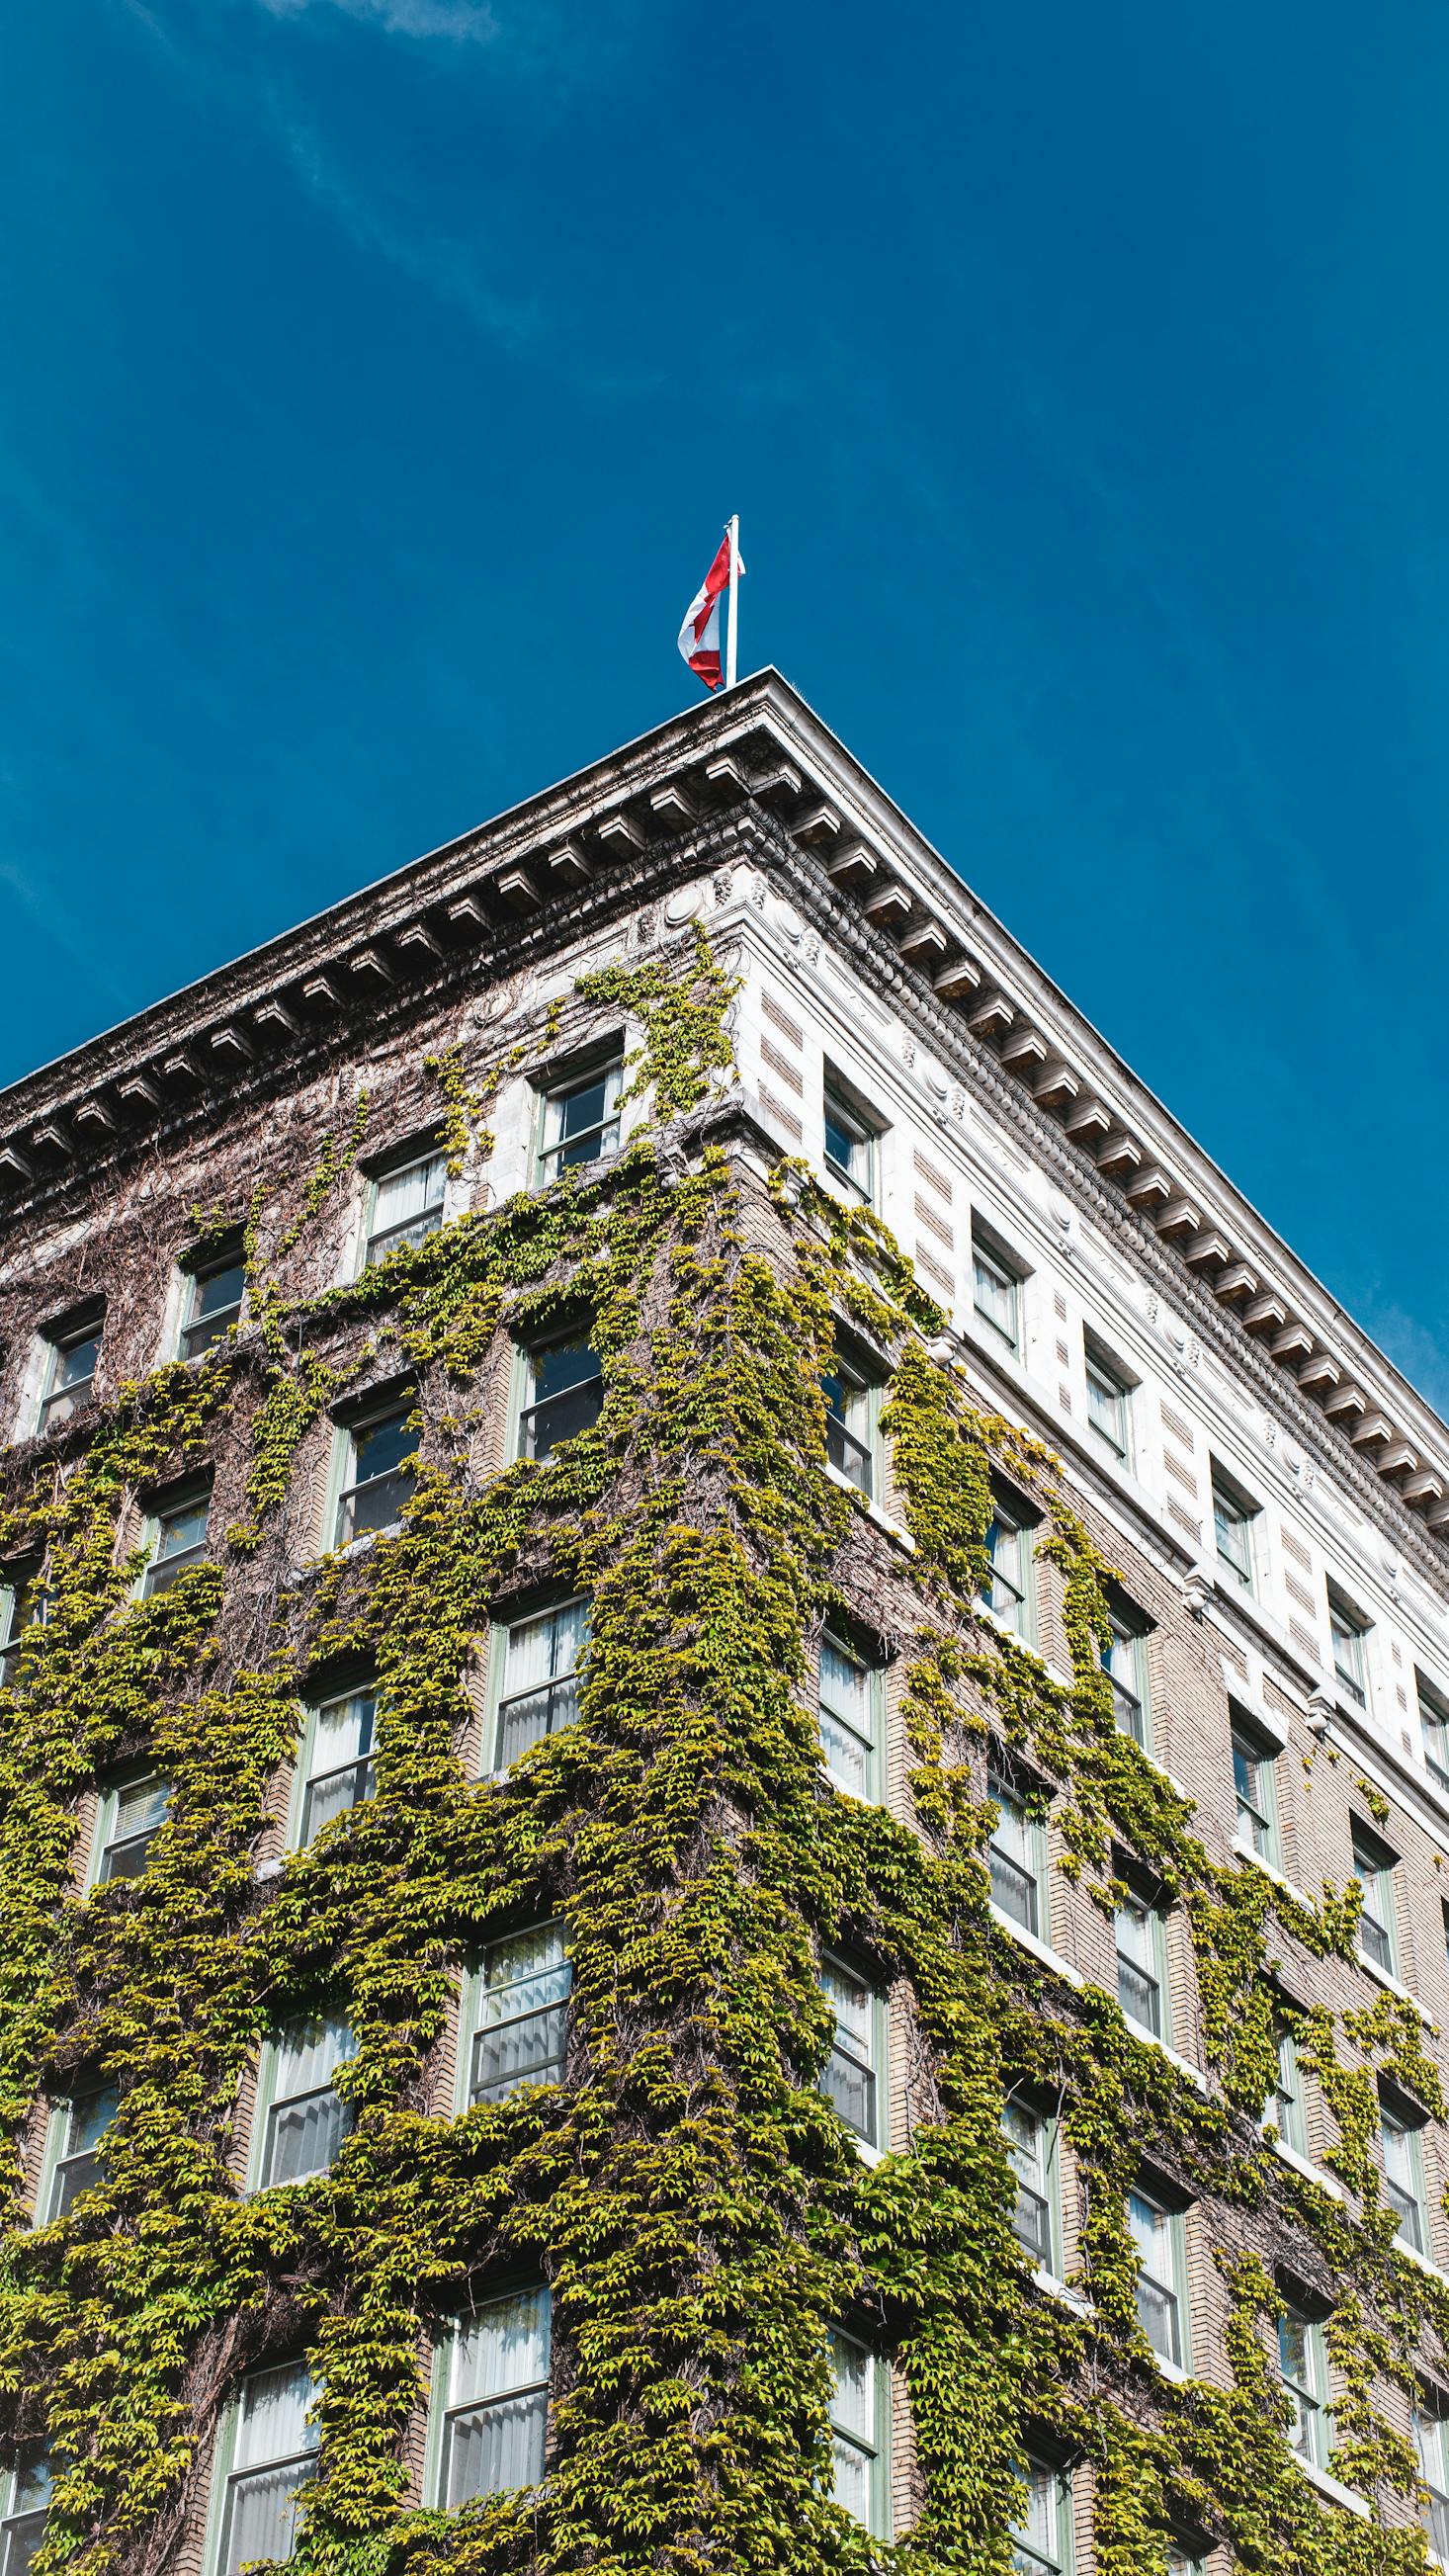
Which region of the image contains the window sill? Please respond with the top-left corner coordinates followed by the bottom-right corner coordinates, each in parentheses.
top-left (1355, 1949), bottom-right (1432, 2024)
top-left (1032, 2268), bottom-right (1091, 2319)
top-left (988, 1905), bottom-right (1085, 1991)
top-left (1395, 2235), bottom-right (1449, 2286)
top-left (822, 1462), bottom-right (917, 1552)
top-left (1151, 2350), bottom-right (1191, 2386)
top-left (851, 2134), bottom-right (885, 2170)
top-left (1122, 2023), bottom-right (1210, 2098)
top-left (1267, 2135), bottom-right (1345, 2203)
top-left (1298, 2458), bottom-right (1368, 2521)
top-left (1239, 1847), bottom-right (1318, 1912)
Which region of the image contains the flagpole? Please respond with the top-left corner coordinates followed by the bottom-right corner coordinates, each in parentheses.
top-left (725, 513), bottom-right (740, 689)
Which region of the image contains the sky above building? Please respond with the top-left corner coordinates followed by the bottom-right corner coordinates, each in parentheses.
top-left (4, 2), bottom-right (1448, 1412)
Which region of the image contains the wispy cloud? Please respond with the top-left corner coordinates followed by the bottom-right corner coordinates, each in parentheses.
top-left (256, 0), bottom-right (498, 39)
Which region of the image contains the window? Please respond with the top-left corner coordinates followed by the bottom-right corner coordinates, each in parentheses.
top-left (827, 2331), bottom-right (886, 2533)
top-left (1102, 1607), bottom-right (1150, 1749)
top-left (464, 1925), bottom-right (571, 2105)
top-left (980, 1496), bottom-right (1033, 1643)
top-left (140, 1489), bottom-right (210, 1596)
top-left (429, 2290), bottom-right (550, 2507)
top-left (1260, 2018), bottom-right (1307, 2158)
top-left (1351, 1824), bottom-right (1398, 1978)
top-left (821, 1347), bottom-right (875, 1501)
top-left (363, 1146), bottom-right (447, 1269)
top-left (1084, 1335), bottom-right (1132, 1466)
top-left (1128, 2185), bottom-right (1185, 2367)
top-left (1166, 2554), bottom-right (1206, 2576)
top-left (1003, 2099), bottom-right (1058, 2275)
top-left (1231, 1715), bottom-right (1278, 1865)
top-left (818, 1632), bottom-right (881, 1800)
top-left (43, 2084), bottom-right (118, 2220)
top-left (178, 1247), bottom-right (245, 1360)
top-left (822, 1078), bottom-right (875, 1205)
top-left (989, 1766), bottom-right (1046, 1940)
top-left (334, 1401), bottom-right (416, 1545)
top-left (517, 1339), bottom-right (605, 1463)
top-left (93, 1772), bottom-right (170, 1884)
top-left (819, 1958), bottom-right (882, 2151)
top-left (1328, 1587), bottom-right (1370, 1710)
top-left (0, 2460), bottom-right (50, 2576)
top-left (1381, 2097), bottom-right (1429, 2255)
top-left (1421, 1676), bottom-right (1449, 1796)
top-left (1011, 2460), bottom-right (1072, 2576)
top-left (37, 1313), bottom-right (101, 1434)
top-left (490, 1600), bottom-right (586, 1770)
top-left (972, 1223), bottom-right (1022, 1357)
top-left (536, 1055), bottom-right (624, 1186)
top-left (1212, 1465), bottom-right (1257, 1592)
top-left (1277, 2298), bottom-right (1329, 2469)
top-left (210, 2361), bottom-right (319, 2576)
top-left (0, 1567), bottom-right (43, 1688)
top-left (1414, 2398), bottom-right (1449, 2564)
top-left (254, 2017), bottom-right (355, 2190)
top-left (1116, 1885), bottom-right (1167, 2040)
top-left (294, 1687), bottom-right (377, 1846)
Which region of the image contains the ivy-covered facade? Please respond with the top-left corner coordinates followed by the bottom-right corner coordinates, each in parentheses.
top-left (3, 675), bottom-right (1449, 2576)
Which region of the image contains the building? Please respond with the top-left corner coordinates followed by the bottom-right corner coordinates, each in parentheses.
top-left (2, 669), bottom-right (1449, 2576)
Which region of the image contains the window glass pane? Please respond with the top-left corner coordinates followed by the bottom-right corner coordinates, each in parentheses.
top-left (1086, 1356), bottom-right (1128, 1457)
top-left (1330, 1599), bottom-right (1368, 1705)
top-left (262, 2017), bottom-right (354, 2187)
top-left (1103, 1617), bottom-right (1146, 1743)
top-left (973, 1242), bottom-right (1019, 1349)
top-left (300, 1690), bottom-right (377, 1841)
top-left (49, 2083), bottom-right (120, 2218)
top-left (523, 1342), bottom-right (604, 1459)
top-left (368, 1154), bottom-right (446, 1259)
top-left (495, 1602), bottom-right (586, 1766)
top-left (1117, 1897), bottom-right (1161, 2034)
top-left (1414, 2409), bottom-right (1449, 2562)
top-left (1232, 1728), bottom-right (1274, 1859)
top-left (827, 2332), bottom-right (877, 2526)
top-left (1213, 1480), bottom-right (1254, 1587)
top-left (820, 1960), bottom-right (878, 2145)
top-left (981, 1510), bottom-right (1029, 1636)
top-left (540, 1065), bottom-right (623, 1178)
top-left (144, 1497), bottom-right (210, 1593)
top-left (337, 1410), bottom-right (416, 1541)
top-left (1004, 2102), bottom-right (1053, 2271)
top-left (470, 1925), bottom-right (571, 2104)
top-left (1422, 1681), bottom-right (1449, 1788)
top-left (821, 1363), bottom-right (873, 1497)
top-left (222, 2363), bottom-right (319, 2576)
top-left (442, 2292), bottom-right (550, 2507)
top-left (1352, 1834), bottom-right (1395, 1971)
top-left (0, 2460), bottom-right (52, 2576)
top-left (1128, 2189), bottom-right (1180, 2362)
top-left (819, 1637), bottom-right (874, 1795)
top-left (823, 1092), bottom-right (872, 1197)
top-left (1012, 2463), bottom-right (1065, 2575)
top-left (989, 1784), bottom-right (1039, 1935)
top-left (100, 1774), bottom-right (170, 1881)
top-left (41, 1329), bottom-right (100, 1425)
top-left (183, 1259), bottom-right (245, 1355)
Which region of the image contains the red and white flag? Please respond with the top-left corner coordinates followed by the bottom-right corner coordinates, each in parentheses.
top-left (677, 525), bottom-right (743, 691)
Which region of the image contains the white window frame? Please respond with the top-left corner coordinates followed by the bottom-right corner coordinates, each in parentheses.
top-left (513, 1336), bottom-right (606, 1465)
top-left (826, 2330), bottom-right (890, 2536)
top-left (177, 1245), bottom-right (246, 1362)
top-left (330, 1398), bottom-right (417, 1549)
top-left (246, 2016), bottom-right (356, 2193)
top-left (0, 2459), bottom-right (51, 2576)
top-left (36, 2082), bottom-right (119, 2224)
top-left (359, 1142), bottom-right (448, 1274)
top-left (202, 2361), bottom-right (319, 2576)
top-left (1420, 1674), bottom-right (1449, 1797)
top-left (1004, 2097), bottom-right (1061, 2279)
top-left (819, 1956), bottom-right (886, 2156)
top-left (36, 1313), bottom-right (102, 1436)
top-left (288, 1685), bottom-right (378, 1849)
top-left (1414, 2397), bottom-right (1449, 2566)
top-left (0, 1563), bottom-right (43, 1688)
top-left (1103, 1606), bottom-right (1151, 1750)
top-left (971, 1222), bottom-right (1024, 1358)
top-left (1381, 2098), bottom-right (1429, 2256)
top-left (138, 1487), bottom-right (211, 1598)
top-left (980, 1494), bottom-right (1034, 1644)
top-left (989, 1766), bottom-right (1048, 1942)
top-left (821, 1343), bottom-right (878, 1503)
top-left (821, 1075), bottom-right (877, 1207)
top-left (1128, 2182), bottom-right (1188, 2368)
top-left (424, 2290), bottom-right (551, 2510)
top-left (1327, 1585), bottom-right (1371, 1711)
top-left (817, 1630), bottom-right (883, 1802)
top-left (534, 1051), bottom-right (625, 1190)
top-left (484, 1599), bottom-right (587, 1775)
top-left (88, 1770), bottom-right (171, 1891)
top-left (1083, 1333), bottom-right (1134, 1467)
top-left (1011, 2457), bottom-right (1073, 2575)
top-left (458, 1925), bottom-right (572, 2112)
top-left (1116, 1884), bottom-right (1169, 2043)
top-left (1231, 1713), bottom-right (1279, 1867)
top-left (1260, 2015), bottom-right (1307, 2158)
top-left (1351, 1824), bottom-right (1399, 1979)
top-left (1212, 1463), bottom-right (1257, 1593)
top-left (1277, 2298), bottom-right (1330, 2471)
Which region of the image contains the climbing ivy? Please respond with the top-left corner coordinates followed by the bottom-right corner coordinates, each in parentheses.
top-left (0, 918), bottom-right (1444, 2576)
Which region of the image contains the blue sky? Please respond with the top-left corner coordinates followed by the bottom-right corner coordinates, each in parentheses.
top-left (5, 2), bottom-right (1449, 1409)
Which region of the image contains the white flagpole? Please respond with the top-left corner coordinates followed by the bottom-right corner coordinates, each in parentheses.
top-left (725, 512), bottom-right (740, 688)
